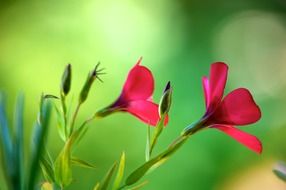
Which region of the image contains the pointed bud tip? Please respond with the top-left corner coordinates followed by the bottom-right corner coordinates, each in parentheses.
top-left (164, 81), bottom-right (171, 93)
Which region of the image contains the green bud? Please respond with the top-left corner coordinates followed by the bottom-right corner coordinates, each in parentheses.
top-left (61, 64), bottom-right (72, 96)
top-left (159, 81), bottom-right (172, 117)
top-left (79, 63), bottom-right (103, 104)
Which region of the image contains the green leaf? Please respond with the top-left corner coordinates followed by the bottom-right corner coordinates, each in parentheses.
top-left (13, 94), bottom-right (25, 190)
top-left (128, 181), bottom-right (148, 190)
top-left (54, 126), bottom-right (87, 187)
top-left (71, 157), bottom-right (96, 169)
top-left (100, 162), bottom-right (118, 190)
top-left (40, 156), bottom-right (55, 182)
top-left (54, 104), bottom-right (66, 142)
top-left (28, 98), bottom-right (52, 190)
top-left (112, 152), bottom-right (126, 190)
top-left (93, 182), bottom-right (100, 190)
top-left (125, 135), bottom-right (187, 186)
top-left (44, 94), bottom-right (59, 99)
top-left (72, 126), bottom-right (88, 150)
top-left (54, 140), bottom-right (73, 187)
top-left (0, 94), bottom-right (13, 178)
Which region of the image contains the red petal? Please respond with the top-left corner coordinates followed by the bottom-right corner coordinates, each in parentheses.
top-left (202, 76), bottom-right (210, 109)
top-left (127, 100), bottom-right (168, 126)
top-left (208, 62), bottom-right (228, 112)
top-left (121, 58), bottom-right (154, 101)
top-left (211, 125), bottom-right (262, 154)
top-left (210, 88), bottom-right (261, 125)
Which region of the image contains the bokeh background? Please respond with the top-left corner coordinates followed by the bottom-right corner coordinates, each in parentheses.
top-left (0, 0), bottom-right (286, 189)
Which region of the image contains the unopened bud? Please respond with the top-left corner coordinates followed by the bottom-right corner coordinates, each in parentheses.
top-left (79, 63), bottom-right (102, 104)
top-left (159, 81), bottom-right (172, 117)
top-left (61, 64), bottom-right (72, 96)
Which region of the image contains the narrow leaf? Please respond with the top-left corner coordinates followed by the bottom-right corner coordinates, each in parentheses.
top-left (112, 152), bottom-right (126, 190)
top-left (71, 157), bottom-right (96, 169)
top-left (128, 181), bottom-right (148, 190)
top-left (40, 156), bottom-right (55, 182)
top-left (14, 94), bottom-right (24, 190)
top-left (54, 140), bottom-right (72, 187)
top-left (54, 126), bottom-right (87, 187)
top-left (54, 105), bottom-right (66, 142)
top-left (27, 98), bottom-right (52, 190)
top-left (100, 162), bottom-right (117, 190)
top-left (44, 94), bottom-right (59, 99)
top-left (0, 94), bottom-right (13, 180)
top-left (125, 135), bottom-right (187, 186)
top-left (93, 183), bottom-right (100, 190)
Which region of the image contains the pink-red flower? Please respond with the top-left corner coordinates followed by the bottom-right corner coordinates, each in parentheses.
top-left (97, 58), bottom-right (168, 126)
top-left (186, 62), bottom-right (262, 153)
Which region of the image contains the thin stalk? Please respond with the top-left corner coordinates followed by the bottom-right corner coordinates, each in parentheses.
top-left (60, 94), bottom-right (68, 139)
top-left (69, 103), bottom-right (81, 136)
top-left (78, 113), bottom-right (99, 131)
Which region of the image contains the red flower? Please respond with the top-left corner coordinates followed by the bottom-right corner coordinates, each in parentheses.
top-left (97, 58), bottom-right (168, 126)
top-left (189, 62), bottom-right (262, 153)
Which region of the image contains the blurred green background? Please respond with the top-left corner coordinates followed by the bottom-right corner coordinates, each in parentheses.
top-left (1, 0), bottom-right (286, 189)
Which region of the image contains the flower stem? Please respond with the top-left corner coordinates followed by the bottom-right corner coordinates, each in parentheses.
top-left (69, 102), bottom-right (81, 136)
top-left (60, 94), bottom-right (68, 139)
top-left (181, 119), bottom-right (205, 136)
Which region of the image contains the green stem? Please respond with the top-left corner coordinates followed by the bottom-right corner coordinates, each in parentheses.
top-left (77, 113), bottom-right (99, 131)
top-left (149, 115), bottom-right (165, 157)
top-left (69, 103), bottom-right (81, 136)
top-left (181, 119), bottom-right (205, 136)
top-left (60, 94), bottom-right (68, 139)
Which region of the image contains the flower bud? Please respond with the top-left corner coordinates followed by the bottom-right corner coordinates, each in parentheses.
top-left (159, 81), bottom-right (172, 117)
top-left (79, 63), bottom-right (102, 104)
top-left (61, 64), bottom-right (72, 96)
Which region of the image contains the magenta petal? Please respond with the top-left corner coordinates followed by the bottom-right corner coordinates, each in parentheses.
top-left (210, 88), bottom-right (261, 125)
top-left (202, 76), bottom-right (210, 109)
top-left (211, 125), bottom-right (262, 154)
top-left (208, 62), bottom-right (228, 111)
top-left (121, 58), bottom-right (154, 101)
top-left (127, 100), bottom-right (168, 126)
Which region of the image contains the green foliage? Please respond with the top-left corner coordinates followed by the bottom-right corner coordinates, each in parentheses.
top-left (27, 96), bottom-right (52, 190)
top-left (112, 152), bottom-right (126, 190)
top-left (54, 125), bottom-right (86, 187)
top-left (97, 162), bottom-right (118, 190)
top-left (71, 157), bottom-right (96, 169)
top-left (125, 135), bottom-right (188, 187)
top-left (0, 94), bottom-right (52, 190)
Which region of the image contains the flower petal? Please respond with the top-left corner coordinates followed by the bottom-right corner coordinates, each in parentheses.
top-left (127, 100), bottom-right (168, 126)
top-left (202, 76), bottom-right (210, 109)
top-left (211, 125), bottom-right (262, 154)
top-left (210, 88), bottom-right (261, 125)
top-left (208, 62), bottom-right (228, 112)
top-left (121, 58), bottom-right (154, 101)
